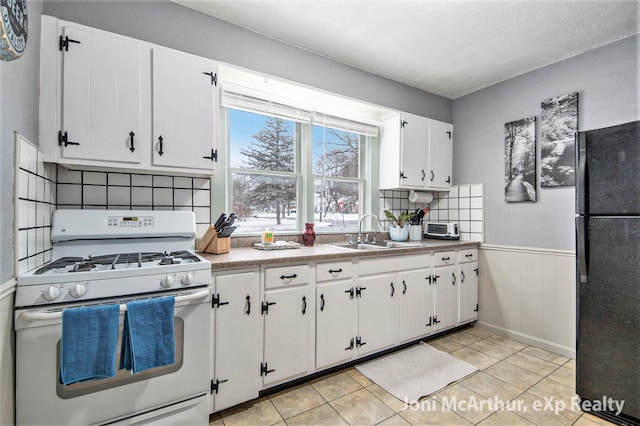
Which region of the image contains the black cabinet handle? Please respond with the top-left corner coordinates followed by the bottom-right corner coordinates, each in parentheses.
top-left (433, 315), bottom-right (441, 324)
top-left (59, 35), bottom-right (81, 51)
top-left (280, 273), bottom-right (298, 280)
top-left (402, 280), bottom-right (407, 294)
top-left (158, 135), bottom-right (164, 156)
top-left (421, 170), bottom-right (426, 181)
top-left (442, 256), bottom-right (450, 261)
top-left (328, 268), bottom-right (343, 274)
top-left (474, 267), bottom-right (479, 276)
top-left (356, 336), bottom-right (366, 347)
top-left (129, 131), bottom-right (135, 152)
top-left (461, 270), bottom-right (465, 283)
top-left (390, 282), bottom-right (395, 297)
top-left (473, 303), bottom-right (479, 312)
top-left (302, 296), bottom-right (307, 315)
top-left (345, 338), bottom-right (354, 351)
top-left (245, 295), bottom-right (251, 315)
top-left (426, 275), bottom-right (432, 285)
top-left (400, 171), bottom-right (407, 180)
top-left (426, 316), bottom-right (432, 327)
top-left (465, 253), bottom-right (473, 258)
top-left (356, 286), bottom-right (367, 297)
top-left (430, 170), bottom-right (435, 181)
top-left (320, 294), bottom-right (325, 311)
top-left (433, 274), bottom-right (440, 284)
top-left (452, 273), bottom-right (456, 285)
top-left (344, 288), bottom-right (354, 299)
top-left (446, 176), bottom-right (451, 184)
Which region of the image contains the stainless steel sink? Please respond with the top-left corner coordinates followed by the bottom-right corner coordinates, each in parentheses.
top-left (330, 241), bottom-right (424, 250)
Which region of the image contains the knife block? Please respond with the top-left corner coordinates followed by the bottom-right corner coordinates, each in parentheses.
top-left (197, 226), bottom-right (231, 254)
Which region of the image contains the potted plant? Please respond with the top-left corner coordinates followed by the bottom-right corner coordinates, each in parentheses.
top-left (384, 210), bottom-right (416, 242)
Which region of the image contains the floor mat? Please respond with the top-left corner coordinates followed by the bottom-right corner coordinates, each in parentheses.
top-left (355, 342), bottom-right (478, 403)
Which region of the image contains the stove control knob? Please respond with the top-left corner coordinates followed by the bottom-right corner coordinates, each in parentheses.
top-left (181, 272), bottom-right (195, 286)
top-left (43, 286), bottom-right (61, 301)
top-left (70, 283), bottom-right (87, 298)
top-left (161, 274), bottom-right (175, 288)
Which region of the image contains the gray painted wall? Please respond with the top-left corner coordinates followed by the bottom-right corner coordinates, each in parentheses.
top-left (42, 0), bottom-right (451, 122)
top-left (452, 34), bottom-right (639, 251)
top-left (0, 0), bottom-right (43, 284)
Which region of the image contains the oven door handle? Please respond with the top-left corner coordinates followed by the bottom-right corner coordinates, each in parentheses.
top-left (18, 289), bottom-right (210, 322)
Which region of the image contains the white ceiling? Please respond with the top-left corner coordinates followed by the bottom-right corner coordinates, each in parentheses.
top-left (173, 0), bottom-right (639, 100)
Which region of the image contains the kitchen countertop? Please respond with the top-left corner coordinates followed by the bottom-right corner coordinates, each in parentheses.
top-left (199, 239), bottom-right (480, 271)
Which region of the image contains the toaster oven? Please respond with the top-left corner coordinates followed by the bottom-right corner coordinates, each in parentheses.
top-left (424, 222), bottom-right (460, 240)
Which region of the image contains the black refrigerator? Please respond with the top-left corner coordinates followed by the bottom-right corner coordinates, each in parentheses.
top-left (576, 120), bottom-right (640, 425)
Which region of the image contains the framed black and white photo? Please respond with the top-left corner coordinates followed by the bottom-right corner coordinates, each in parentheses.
top-left (540, 92), bottom-right (578, 187)
top-left (505, 117), bottom-right (537, 202)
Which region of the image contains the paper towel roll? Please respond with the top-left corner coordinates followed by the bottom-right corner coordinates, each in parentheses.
top-left (408, 190), bottom-right (433, 204)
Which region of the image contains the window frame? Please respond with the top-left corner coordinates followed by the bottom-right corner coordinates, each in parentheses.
top-left (214, 106), bottom-right (380, 236)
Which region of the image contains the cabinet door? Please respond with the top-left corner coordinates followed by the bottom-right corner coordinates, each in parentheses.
top-left (152, 48), bottom-right (217, 172)
top-left (433, 265), bottom-right (458, 330)
top-left (428, 121), bottom-right (453, 189)
top-left (263, 287), bottom-right (311, 385)
top-left (316, 282), bottom-right (356, 369)
top-left (212, 272), bottom-right (260, 412)
top-left (399, 113), bottom-right (429, 188)
top-left (61, 26), bottom-right (142, 164)
top-left (398, 269), bottom-right (432, 342)
top-left (357, 275), bottom-right (396, 356)
top-left (458, 263), bottom-right (479, 324)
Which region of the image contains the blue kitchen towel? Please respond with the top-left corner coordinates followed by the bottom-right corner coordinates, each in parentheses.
top-left (60, 304), bottom-right (120, 385)
top-left (120, 296), bottom-right (176, 374)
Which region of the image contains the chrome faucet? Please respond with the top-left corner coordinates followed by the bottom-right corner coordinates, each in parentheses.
top-left (358, 214), bottom-right (382, 243)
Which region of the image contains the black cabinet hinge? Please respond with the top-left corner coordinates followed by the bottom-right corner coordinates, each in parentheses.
top-left (400, 120), bottom-right (408, 128)
top-left (425, 316), bottom-right (432, 327)
top-left (473, 303), bottom-right (479, 312)
top-left (212, 293), bottom-right (229, 308)
top-left (356, 336), bottom-right (366, 347)
top-left (59, 35), bottom-right (81, 51)
top-left (474, 267), bottom-right (479, 276)
top-left (203, 149), bottom-right (217, 162)
top-left (432, 315), bottom-right (441, 325)
top-left (400, 171), bottom-right (407, 180)
top-left (432, 274), bottom-right (440, 284)
top-left (446, 131), bottom-right (452, 139)
top-left (261, 300), bottom-right (276, 315)
top-left (203, 71), bottom-right (217, 86)
top-left (210, 378), bottom-right (228, 394)
top-left (260, 362), bottom-right (275, 376)
top-left (344, 288), bottom-right (354, 299)
top-left (58, 131), bottom-right (80, 147)
top-left (355, 286), bottom-right (366, 298)
top-left (426, 275), bottom-right (432, 285)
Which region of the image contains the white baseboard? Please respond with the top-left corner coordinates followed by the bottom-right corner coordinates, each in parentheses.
top-left (477, 321), bottom-right (575, 359)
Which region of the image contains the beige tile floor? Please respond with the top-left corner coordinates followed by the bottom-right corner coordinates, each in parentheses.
top-left (209, 327), bottom-right (616, 426)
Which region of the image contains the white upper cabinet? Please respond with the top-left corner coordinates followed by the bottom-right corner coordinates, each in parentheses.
top-left (39, 17), bottom-right (219, 176)
top-left (59, 25), bottom-right (142, 165)
top-left (428, 120), bottom-right (453, 189)
top-left (151, 48), bottom-right (218, 172)
top-left (379, 112), bottom-right (452, 190)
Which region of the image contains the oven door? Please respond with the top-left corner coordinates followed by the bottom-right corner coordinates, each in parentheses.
top-left (15, 287), bottom-right (211, 425)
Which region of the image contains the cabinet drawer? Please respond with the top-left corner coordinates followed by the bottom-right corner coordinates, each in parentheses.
top-left (359, 254), bottom-right (430, 276)
top-left (434, 251), bottom-right (456, 267)
top-left (459, 248), bottom-right (478, 263)
top-left (317, 261), bottom-right (352, 282)
top-left (265, 264), bottom-right (310, 289)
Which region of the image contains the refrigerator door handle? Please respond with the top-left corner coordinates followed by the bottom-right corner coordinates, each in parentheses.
top-left (576, 132), bottom-right (587, 215)
top-left (576, 217), bottom-right (588, 284)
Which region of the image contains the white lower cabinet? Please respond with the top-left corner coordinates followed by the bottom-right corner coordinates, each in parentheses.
top-left (458, 249), bottom-right (479, 324)
top-left (316, 261), bottom-right (356, 369)
top-left (262, 265), bottom-right (313, 386)
top-left (398, 268), bottom-right (435, 343)
top-left (357, 274), bottom-right (396, 356)
top-left (432, 264), bottom-right (458, 331)
top-left (210, 270), bottom-right (260, 413)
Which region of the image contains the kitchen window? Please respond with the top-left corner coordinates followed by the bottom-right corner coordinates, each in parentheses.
top-left (218, 91), bottom-right (379, 235)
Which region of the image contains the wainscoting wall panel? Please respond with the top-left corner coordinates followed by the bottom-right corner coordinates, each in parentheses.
top-left (478, 245), bottom-right (576, 358)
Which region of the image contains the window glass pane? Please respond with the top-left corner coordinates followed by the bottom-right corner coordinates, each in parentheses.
top-left (314, 179), bottom-right (359, 231)
top-left (229, 109), bottom-right (295, 172)
top-left (313, 126), bottom-right (359, 178)
top-left (232, 173), bottom-right (297, 234)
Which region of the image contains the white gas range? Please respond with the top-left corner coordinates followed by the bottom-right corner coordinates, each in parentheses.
top-left (15, 210), bottom-right (212, 425)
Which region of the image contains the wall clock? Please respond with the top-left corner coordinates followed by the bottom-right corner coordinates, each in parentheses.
top-left (0, 0), bottom-right (27, 61)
